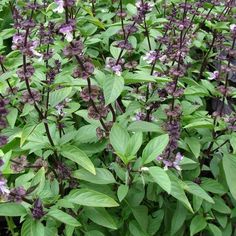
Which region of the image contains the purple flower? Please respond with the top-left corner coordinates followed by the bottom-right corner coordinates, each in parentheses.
top-left (29, 41), bottom-right (43, 61)
top-left (230, 24), bottom-right (236, 34)
top-left (8, 187), bottom-right (26, 203)
top-left (163, 160), bottom-right (173, 170)
top-left (158, 152), bottom-right (183, 171)
top-left (136, 1), bottom-right (154, 14)
top-left (143, 51), bottom-right (158, 64)
top-left (209, 71), bottom-right (219, 80)
top-left (172, 152), bottom-right (183, 171)
top-left (59, 25), bottom-right (73, 42)
top-left (112, 65), bottom-right (122, 76)
top-left (54, 0), bottom-right (64, 13)
top-left (12, 34), bottom-right (24, 45)
top-left (0, 177), bottom-right (10, 197)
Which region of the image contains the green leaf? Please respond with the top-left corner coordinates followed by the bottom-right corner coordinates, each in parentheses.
top-left (223, 153), bottom-right (236, 200)
top-left (47, 209), bottom-right (81, 227)
top-left (212, 196), bottom-right (231, 214)
top-left (110, 123), bottom-right (129, 155)
top-left (200, 178), bottom-right (226, 195)
top-left (168, 172), bottom-right (193, 213)
top-left (184, 181), bottom-right (214, 203)
top-left (0, 203), bottom-right (27, 216)
top-left (125, 132), bottom-right (142, 156)
top-left (21, 219), bottom-right (45, 236)
top-left (117, 184), bottom-right (129, 202)
top-left (67, 189), bottom-right (119, 207)
top-left (128, 121), bottom-right (163, 133)
top-left (142, 134), bottom-right (169, 164)
top-left (171, 202), bottom-right (187, 235)
top-left (103, 75), bottom-right (124, 105)
top-left (184, 120), bottom-right (214, 129)
top-left (207, 223), bottom-right (222, 236)
top-left (124, 72), bottom-right (170, 84)
top-left (186, 137), bottom-right (201, 158)
top-left (147, 209), bottom-right (164, 235)
top-left (72, 168), bottom-right (116, 185)
top-left (149, 166), bottom-right (171, 194)
top-left (84, 207), bottom-right (117, 229)
top-left (131, 205), bottom-right (148, 231)
top-left (30, 167), bottom-right (46, 195)
top-left (49, 87), bottom-right (72, 107)
top-left (61, 145), bottom-right (96, 175)
top-left (190, 215), bottom-right (207, 236)
top-left (6, 108), bottom-right (18, 128)
top-left (20, 123), bottom-right (39, 147)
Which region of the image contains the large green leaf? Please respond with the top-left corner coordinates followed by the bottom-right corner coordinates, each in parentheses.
top-left (84, 207), bottom-right (117, 229)
top-left (47, 209), bottom-right (81, 227)
top-left (223, 153), bottom-right (236, 200)
top-left (61, 145), bottom-right (96, 175)
top-left (142, 134), bottom-right (169, 164)
top-left (67, 189), bottom-right (119, 207)
top-left (103, 75), bottom-right (124, 105)
top-left (72, 168), bottom-right (116, 184)
top-left (149, 166), bottom-right (171, 194)
top-left (0, 203), bottom-right (27, 216)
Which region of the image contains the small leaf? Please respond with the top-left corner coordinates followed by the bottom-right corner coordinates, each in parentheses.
top-left (190, 215), bottom-right (207, 236)
top-left (103, 75), bottom-right (124, 105)
top-left (149, 166), bottom-right (171, 194)
top-left (61, 145), bottom-right (96, 175)
top-left (47, 209), bottom-right (81, 227)
top-left (142, 134), bottom-right (169, 164)
top-left (117, 185), bottom-right (129, 202)
top-left (67, 189), bottom-right (119, 207)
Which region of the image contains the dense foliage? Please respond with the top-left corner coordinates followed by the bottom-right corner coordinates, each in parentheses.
top-left (0, 0), bottom-right (236, 235)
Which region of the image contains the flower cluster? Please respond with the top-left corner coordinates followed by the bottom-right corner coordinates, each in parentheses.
top-left (0, 98), bottom-right (9, 147)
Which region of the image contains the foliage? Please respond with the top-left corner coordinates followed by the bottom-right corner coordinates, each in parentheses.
top-left (0, 0), bottom-right (236, 235)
